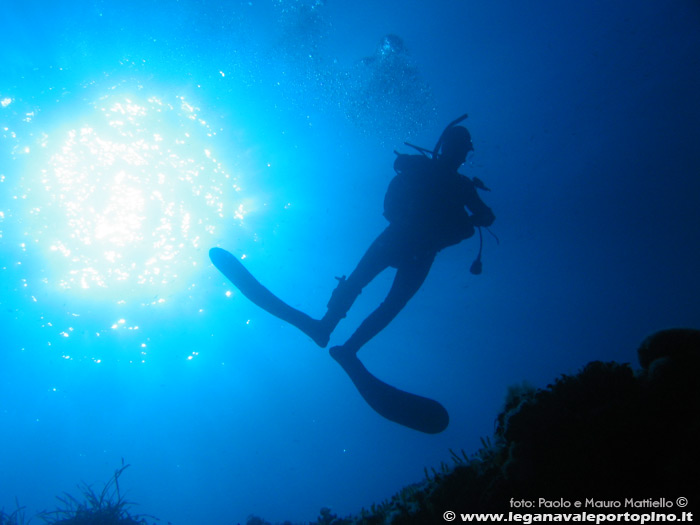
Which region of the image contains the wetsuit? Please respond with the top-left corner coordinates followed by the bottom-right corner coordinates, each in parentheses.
top-left (324, 154), bottom-right (495, 354)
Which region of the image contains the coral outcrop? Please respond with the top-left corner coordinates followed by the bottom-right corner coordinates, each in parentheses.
top-left (250, 328), bottom-right (699, 524)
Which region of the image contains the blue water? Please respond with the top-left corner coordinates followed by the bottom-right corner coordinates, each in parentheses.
top-left (1, 1), bottom-right (699, 523)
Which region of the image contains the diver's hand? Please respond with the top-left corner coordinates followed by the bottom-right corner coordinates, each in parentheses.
top-left (470, 208), bottom-right (496, 228)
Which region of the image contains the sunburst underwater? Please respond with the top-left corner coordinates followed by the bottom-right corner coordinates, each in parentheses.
top-left (1, 81), bottom-right (250, 361)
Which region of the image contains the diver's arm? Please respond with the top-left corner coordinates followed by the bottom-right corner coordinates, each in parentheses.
top-left (470, 202), bottom-right (495, 227)
top-left (464, 179), bottom-right (495, 227)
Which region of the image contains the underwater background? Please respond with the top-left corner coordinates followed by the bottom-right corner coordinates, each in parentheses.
top-left (1, 0), bottom-right (699, 523)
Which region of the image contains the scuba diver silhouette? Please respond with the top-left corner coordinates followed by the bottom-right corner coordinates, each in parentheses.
top-left (209, 114), bottom-right (494, 432)
top-left (304, 114), bottom-right (496, 360)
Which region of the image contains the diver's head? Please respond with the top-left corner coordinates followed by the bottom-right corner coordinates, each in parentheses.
top-left (439, 126), bottom-right (474, 168)
top-left (377, 34), bottom-right (405, 60)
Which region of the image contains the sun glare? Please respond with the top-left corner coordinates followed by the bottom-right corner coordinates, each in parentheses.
top-left (26, 90), bottom-right (243, 298)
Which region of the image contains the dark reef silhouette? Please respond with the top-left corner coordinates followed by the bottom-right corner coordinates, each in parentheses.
top-left (250, 328), bottom-right (699, 524)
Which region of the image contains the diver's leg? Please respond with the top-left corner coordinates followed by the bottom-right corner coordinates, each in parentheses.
top-left (306, 232), bottom-right (392, 347)
top-left (331, 253), bottom-right (434, 358)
